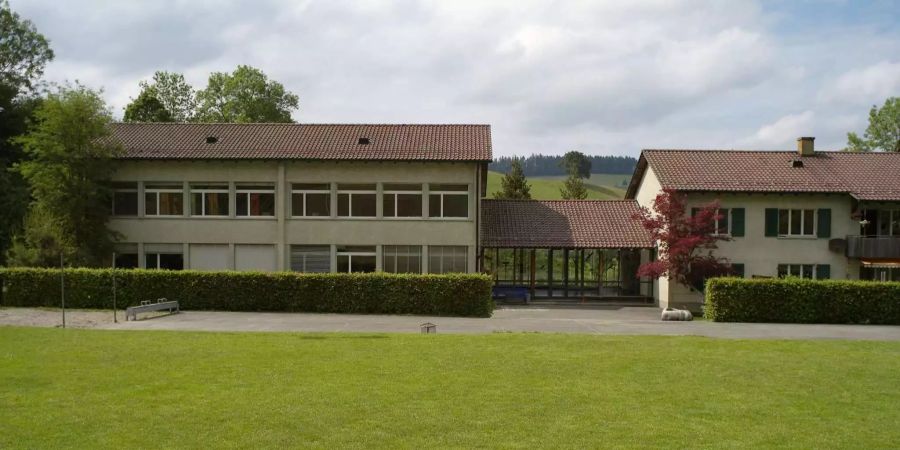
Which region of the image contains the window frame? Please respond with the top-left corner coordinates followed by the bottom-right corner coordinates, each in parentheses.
top-left (382, 184), bottom-right (424, 219)
top-left (428, 245), bottom-right (468, 274)
top-left (712, 208), bottom-right (730, 236)
top-left (428, 184), bottom-right (470, 219)
top-left (382, 245), bottom-right (422, 273)
top-left (336, 245), bottom-right (377, 273)
top-left (111, 182), bottom-right (138, 217)
top-left (235, 184), bottom-right (276, 218)
top-left (144, 183), bottom-right (184, 217)
top-left (337, 184), bottom-right (377, 218)
top-left (290, 245), bottom-right (332, 273)
top-left (190, 183), bottom-right (230, 217)
top-left (144, 252), bottom-right (184, 270)
top-left (778, 208), bottom-right (816, 237)
top-left (290, 183), bottom-right (332, 218)
top-left (777, 263), bottom-right (818, 279)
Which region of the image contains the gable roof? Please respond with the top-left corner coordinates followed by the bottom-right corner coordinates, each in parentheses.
top-left (107, 123), bottom-right (492, 162)
top-left (626, 149), bottom-right (900, 201)
top-left (480, 200), bottom-right (653, 248)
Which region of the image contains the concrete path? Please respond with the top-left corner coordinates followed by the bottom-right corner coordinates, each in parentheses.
top-left (89, 306), bottom-right (900, 340)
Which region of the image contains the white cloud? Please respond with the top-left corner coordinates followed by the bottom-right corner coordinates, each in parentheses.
top-left (742, 111), bottom-right (815, 148)
top-left (819, 61), bottom-right (900, 106)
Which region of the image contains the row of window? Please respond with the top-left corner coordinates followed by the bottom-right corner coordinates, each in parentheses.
top-left (699, 208), bottom-right (830, 238)
top-left (111, 182), bottom-right (470, 219)
top-left (114, 245), bottom-right (468, 274)
top-left (728, 263), bottom-right (831, 280)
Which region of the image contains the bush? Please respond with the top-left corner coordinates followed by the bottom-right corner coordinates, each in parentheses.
top-left (0, 268), bottom-right (494, 318)
top-left (705, 277), bottom-right (900, 324)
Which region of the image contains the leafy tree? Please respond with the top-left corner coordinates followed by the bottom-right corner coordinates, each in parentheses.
top-left (0, 0), bottom-right (54, 92)
top-left (846, 97), bottom-right (900, 152)
top-left (194, 65), bottom-right (299, 123)
top-left (559, 175), bottom-right (588, 200)
top-left (123, 88), bottom-right (173, 122)
top-left (631, 189), bottom-right (734, 291)
top-left (8, 84), bottom-right (121, 267)
top-left (493, 159), bottom-right (532, 199)
top-left (560, 150), bottom-right (592, 179)
top-left (491, 154), bottom-right (636, 176)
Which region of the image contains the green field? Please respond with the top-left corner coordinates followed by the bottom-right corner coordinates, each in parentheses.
top-left (2, 327), bottom-right (898, 448)
top-left (486, 171), bottom-right (627, 200)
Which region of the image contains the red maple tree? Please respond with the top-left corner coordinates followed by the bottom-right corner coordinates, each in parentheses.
top-left (632, 189), bottom-right (734, 291)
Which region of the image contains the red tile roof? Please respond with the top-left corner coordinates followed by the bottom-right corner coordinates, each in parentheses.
top-left (107, 123), bottom-right (492, 162)
top-left (481, 200), bottom-right (653, 248)
top-left (626, 149), bottom-right (900, 201)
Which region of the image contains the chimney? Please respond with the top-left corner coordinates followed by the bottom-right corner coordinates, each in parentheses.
top-left (797, 137), bottom-right (814, 156)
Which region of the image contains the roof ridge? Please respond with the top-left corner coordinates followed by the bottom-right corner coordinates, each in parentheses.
top-left (642, 148), bottom-right (850, 153)
top-left (111, 122), bottom-right (491, 127)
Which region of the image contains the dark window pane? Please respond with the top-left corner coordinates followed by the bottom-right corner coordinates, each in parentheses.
top-left (430, 184), bottom-right (468, 191)
top-left (803, 209), bottom-right (815, 235)
top-left (429, 194), bottom-right (441, 217)
top-left (306, 193), bottom-right (330, 216)
top-left (159, 253), bottom-right (184, 270)
top-left (250, 193), bottom-right (274, 216)
top-left (338, 183), bottom-right (376, 190)
top-left (790, 209), bottom-right (801, 235)
top-left (718, 208), bottom-right (729, 234)
top-left (443, 194), bottom-right (468, 218)
top-left (114, 253), bottom-right (139, 269)
top-left (291, 193), bottom-right (304, 217)
top-left (352, 193), bottom-right (376, 217)
top-left (351, 255), bottom-right (376, 273)
top-left (191, 193), bottom-right (203, 215)
top-left (338, 193), bottom-right (350, 216)
top-left (160, 193), bottom-right (183, 215)
top-left (113, 191), bottom-right (138, 216)
top-left (293, 183), bottom-right (329, 191)
top-left (236, 193), bottom-right (248, 216)
top-left (205, 193), bottom-right (229, 215)
top-left (145, 193), bottom-right (158, 215)
top-left (802, 264), bottom-right (814, 278)
top-left (383, 194), bottom-right (396, 217)
top-left (337, 255), bottom-right (350, 273)
top-left (145, 254), bottom-right (158, 269)
top-left (778, 209), bottom-right (789, 235)
top-left (384, 183), bottom-right (421, 191)
top-left (789, 265), bottom-right (801, 277)
top-left (397, 194), bottom-right (422, 217)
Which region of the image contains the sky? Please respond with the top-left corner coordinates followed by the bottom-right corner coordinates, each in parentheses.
top-left (12, 0), bottom-right (900, 158)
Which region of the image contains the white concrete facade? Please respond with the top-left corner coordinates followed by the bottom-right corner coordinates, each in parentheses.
top-left (109, 160), bottom-right (484, 273)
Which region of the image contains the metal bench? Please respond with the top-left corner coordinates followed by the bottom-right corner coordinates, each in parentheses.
top-left (492, 286), bottom-right (530, 304)
top-left (126, 298), bottom-right (180, 321)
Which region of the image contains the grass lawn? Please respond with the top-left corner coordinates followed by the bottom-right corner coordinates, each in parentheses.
top-left (486, 171), bottom-right (626, 200)
top-left (2, 328), bottom-right (898, 448)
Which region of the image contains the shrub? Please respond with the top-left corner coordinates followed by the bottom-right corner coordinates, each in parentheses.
top-left (705, 277), bottom-right (900, 324)
top-left (0, 268), bottom-right (494, 318)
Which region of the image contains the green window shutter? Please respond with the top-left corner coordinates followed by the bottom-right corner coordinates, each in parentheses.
top-left (817, 209), bottom-right (831, 238)
top-left (731, 263), bottom-right (745, 278)
top-left (764, 208), bottom-right (779, 237)
top-left (731, 208), bottom-right (745, 237)
top-left (816, 264), bottom-right (830, 280)
top-left (691, 208), bottom-right (699, 217)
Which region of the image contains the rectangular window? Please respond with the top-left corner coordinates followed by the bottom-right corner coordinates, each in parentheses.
top-left (190, 183), bottom-right (229, 216)
top-left (144, 183), bottom-right (183, 216)
top-left (290, 245), bottom-right (331, 273)
top-left (336, 245), bottom-right (377, 273)
top-left (777, 264), bottom-right (817, 279)
top-left (713, 208), bottom-right (730, 235)
top-left (428, 245), bottom-right (467, 273)
top-left (291, 183), bottom-right (331, 217)
top-left (337, 184), bottom-right (376, 217)
top-left (236, 184), bottom-right (275, 217)
top-left (113, 244), bottom-right (139, 269)
top-left (145, 253), bottom-right (184, 270)
top-left (778, 209), bottom-right (815, 236)
top-left (428, 184), bottom-right (469, 218)
top-left (383, 245), bottom-right (422, 273)
top-left (111, 182), bottom-right (138, 216)
top-left (383, 184), bottom-right (423, 218)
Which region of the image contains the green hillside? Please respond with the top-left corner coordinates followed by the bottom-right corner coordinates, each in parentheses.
top-left (486, 171), bottom-right (627, 200)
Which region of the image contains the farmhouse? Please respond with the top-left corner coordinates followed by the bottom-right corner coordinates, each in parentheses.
top-left (106, 125), bottom-right (900, 309)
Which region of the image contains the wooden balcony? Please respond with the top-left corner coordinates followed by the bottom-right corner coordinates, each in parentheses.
top-left (846, 235), bottom-right (900, 259)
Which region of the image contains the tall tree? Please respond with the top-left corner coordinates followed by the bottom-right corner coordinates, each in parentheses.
top-left (8, 84), bottom-right (121, 267)
top-left (0, 0), bottom-right (53, 265)
top-left (0, 0), bottom-right (54, 92)
top-left (846, 97), bottom-right (900, 152)
top-left (559, 175), bottom-right (588, 200)
top-left (493, 159), bottom-right (532, 199)
top-left (560, 151), bottom-right (592, 179)
top-left (631, 189), bottom-right (734, 291)
top-left (194, 65), bottom-right (299, 123)
top-left (123, 88), bottom-right (173, 122)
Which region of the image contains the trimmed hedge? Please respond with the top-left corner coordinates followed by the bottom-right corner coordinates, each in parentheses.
top-left (705, 277), bottom-right (900, 324)
top-left (0, 268), bottom-right (494, 318)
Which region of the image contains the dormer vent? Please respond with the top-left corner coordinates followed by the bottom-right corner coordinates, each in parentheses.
top-left (358, 137), bottom-right (371, 145)
top-left (791, 160), bottom-right (804, 168)
top-left (206, 136), bottom-right (218, 144)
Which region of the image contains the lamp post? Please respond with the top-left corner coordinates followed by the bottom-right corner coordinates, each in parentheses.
top-left (59, 252), bottom-right (65, 328)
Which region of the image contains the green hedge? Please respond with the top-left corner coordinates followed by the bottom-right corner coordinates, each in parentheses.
top-left (705, 277), bottom-right (900, 324)
top-left (0, 268), bottom-right (494, 318)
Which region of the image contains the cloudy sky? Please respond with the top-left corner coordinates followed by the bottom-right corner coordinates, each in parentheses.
top-left (13, 0), bottom-right (900, 157)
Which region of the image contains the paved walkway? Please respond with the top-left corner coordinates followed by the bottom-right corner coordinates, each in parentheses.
top-left (88, 306), bottom-right (900, 340)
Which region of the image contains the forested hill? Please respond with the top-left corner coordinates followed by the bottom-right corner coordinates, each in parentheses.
top-left (490, 155), bottom-right (637, 175)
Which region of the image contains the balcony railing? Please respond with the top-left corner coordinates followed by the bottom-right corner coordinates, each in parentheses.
top-left (846, 235), bottom-right (900, 259)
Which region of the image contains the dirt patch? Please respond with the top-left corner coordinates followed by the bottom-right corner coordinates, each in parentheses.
top-left (0, 307), bottom-right (121, 329)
